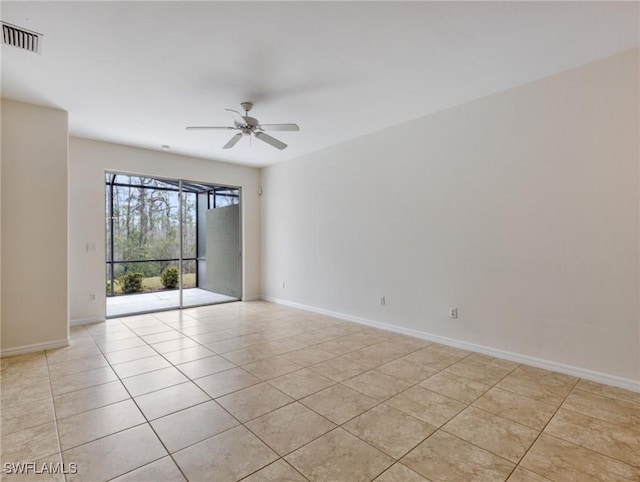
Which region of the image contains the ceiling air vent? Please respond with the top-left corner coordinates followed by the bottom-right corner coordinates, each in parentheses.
top-left (2, 22), bottom-right (42, 53)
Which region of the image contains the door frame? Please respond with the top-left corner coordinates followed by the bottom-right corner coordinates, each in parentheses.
top-left (104, 170), bottom-right (243, 317)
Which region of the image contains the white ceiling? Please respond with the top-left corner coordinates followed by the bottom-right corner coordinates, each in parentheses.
top-left (2, 1), bottom-right (638, 167)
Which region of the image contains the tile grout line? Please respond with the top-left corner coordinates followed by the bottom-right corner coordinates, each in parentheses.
top-left (535, 381), bottom-right (640, 471)
top-left (91, 317), bottom-right (192, 482)
top-left (235, 458), bottom-right (311, 482)
top-left (503, 375), bottom-right (583, 481)
top-left (44, 341), bottom-right (68, 482)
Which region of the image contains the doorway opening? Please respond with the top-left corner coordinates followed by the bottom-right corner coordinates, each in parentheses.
top-left (105, 172), bottom-right (241, 317)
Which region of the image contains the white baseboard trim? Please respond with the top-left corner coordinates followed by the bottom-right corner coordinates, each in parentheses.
top-left (70, 317), bottom-right (104, 327)
top-left (263, 296), bottom-right (640, 393)
top-left (1, 338), bottom-right (70, 357)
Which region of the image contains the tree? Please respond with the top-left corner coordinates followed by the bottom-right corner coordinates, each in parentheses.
top-left (106, 174), bottom-right (213, 295)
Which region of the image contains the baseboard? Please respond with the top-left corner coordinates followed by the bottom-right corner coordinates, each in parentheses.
top-left (70, 317), bottom-right (104, 327)
top-left (0, 337), bottom-right (70, 357)
top-left (263, 296), bottom-right (640, 393)
top-left (242, 294), bottom-right (262, 302)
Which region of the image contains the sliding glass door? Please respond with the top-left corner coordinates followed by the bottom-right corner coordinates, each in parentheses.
top-left (105, 173), bottom-right (241, 317)
top-left (182, 186), bottom-right (241, 308)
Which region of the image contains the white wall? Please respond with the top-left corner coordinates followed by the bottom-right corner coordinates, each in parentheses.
top-left (261, 49), bottom-right (640, 387)
top-left (1, 99), bottom-right (69, 353)
top-left (69, 138), bottom-right (261, 323)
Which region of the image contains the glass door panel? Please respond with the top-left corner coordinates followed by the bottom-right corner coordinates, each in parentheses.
top-left (105, 174), bottom-right (181, 317)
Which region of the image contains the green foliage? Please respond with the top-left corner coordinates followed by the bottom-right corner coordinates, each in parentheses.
top-left (160, 266), bottom-right (179, 289)
top-left (118, 272), bottom-right (144, 293)
top-left (109, 176), bottom-right (196, 272)
top-left (106, 279), bottom-right (115, 294)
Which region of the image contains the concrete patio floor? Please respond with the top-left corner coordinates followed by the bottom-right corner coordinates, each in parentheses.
top-left (106, 288), bottom-right (237, 317)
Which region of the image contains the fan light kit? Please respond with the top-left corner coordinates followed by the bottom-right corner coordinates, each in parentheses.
top-left (186, 102), bottom-right (299, 150)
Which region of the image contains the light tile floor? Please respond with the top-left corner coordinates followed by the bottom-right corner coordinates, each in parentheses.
top-left (1, 301), bottom-right (639, 481)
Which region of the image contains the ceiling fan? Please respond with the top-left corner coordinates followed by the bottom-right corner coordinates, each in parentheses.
top-left (186, 102), bottom-right (299, 150)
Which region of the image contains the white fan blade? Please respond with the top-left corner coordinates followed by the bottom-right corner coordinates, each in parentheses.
top-left (255, 132), bottom-right (287, 150)
top-left (225, 109), bottom-right (249, 126)
top-left (186, 126), bottom-right (234, 130)
top-left (259, 123), bottom-right (300, 132)
top-left (223, 133), bottom-right (244, 149)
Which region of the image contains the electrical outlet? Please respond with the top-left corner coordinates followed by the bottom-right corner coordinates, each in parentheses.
top-left (282, 280), bottom-right (285, 288)
top-left (449, 307), bottom-right (458, 318)
top-left (89, 293), bottom-right (96, 301)
top-left (380, 296), bottom-right (386, 306)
